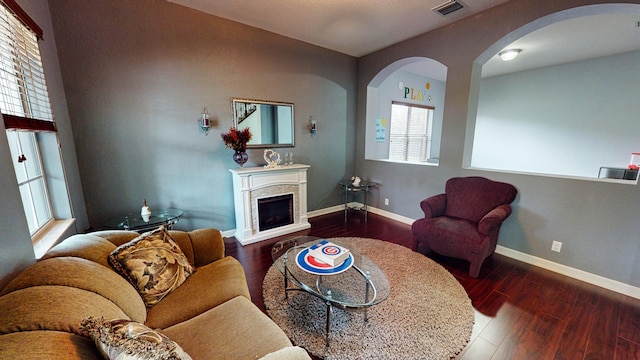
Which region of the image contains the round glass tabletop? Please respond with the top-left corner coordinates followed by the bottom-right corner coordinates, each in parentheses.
top-left (103, 208), bottom-right (184, 231)
top-left (271, 236), bottom-right (389, 309)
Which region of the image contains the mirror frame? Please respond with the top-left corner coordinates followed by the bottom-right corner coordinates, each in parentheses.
top-left (231, 97), bottom-right (295, 148)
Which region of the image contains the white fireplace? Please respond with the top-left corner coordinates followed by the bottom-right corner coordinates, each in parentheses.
top-left (229, 164), bottom-right (310, 245)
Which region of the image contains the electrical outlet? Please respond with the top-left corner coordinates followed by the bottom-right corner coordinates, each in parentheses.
top-left (551, 241), bottom-right (562, 252)
top-left (384, 198), bottom-right (389, 206)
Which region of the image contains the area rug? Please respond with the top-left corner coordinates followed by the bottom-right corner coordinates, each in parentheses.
top-left (263, 237), bottom-right (474, 360)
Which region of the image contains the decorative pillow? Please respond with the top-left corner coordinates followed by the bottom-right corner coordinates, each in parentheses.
top-left (80, 317), bottom-right (192, 360)
top-left (108, 226), bottom-right (196, 308)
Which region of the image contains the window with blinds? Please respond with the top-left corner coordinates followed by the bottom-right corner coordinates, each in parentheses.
top-left (0, 2), bottom-right (53, 124)
top-left (389, 101), bottom-right (434, 162)
top-left (1, 1), bottom-right (55, 236)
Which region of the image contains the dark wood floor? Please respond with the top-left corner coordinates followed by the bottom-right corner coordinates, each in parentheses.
top-left (224, 211), bottom-right (640, 359)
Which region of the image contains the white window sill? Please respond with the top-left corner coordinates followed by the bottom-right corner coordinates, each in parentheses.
top-left (32, 219), bottom-right (76, 259)
top-left (464, 166), bottom-right (639, 185)
top-left (366, 158), bottom-right (440, 166)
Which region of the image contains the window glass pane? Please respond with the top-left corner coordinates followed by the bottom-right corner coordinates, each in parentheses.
top-left (18, 183), bottom-right (36, 233)
top-left (31, 177), bottom-right (50, 229)
top-left (18, 131), bottom-right (41, 178)
top-left (6, 131), bottom-right (26, 183)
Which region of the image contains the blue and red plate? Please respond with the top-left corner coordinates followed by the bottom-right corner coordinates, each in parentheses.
top-left (296, 248), bottom-right (354, 275)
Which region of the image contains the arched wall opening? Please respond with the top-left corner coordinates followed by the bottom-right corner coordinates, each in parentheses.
top-left (365, 57), bottom-right (447, 165)
top-left (465, 3), bottom-right (640, 183)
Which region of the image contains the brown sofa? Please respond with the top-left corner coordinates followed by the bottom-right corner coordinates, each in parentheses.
top-left (0, 228), bottom-right (310, 360)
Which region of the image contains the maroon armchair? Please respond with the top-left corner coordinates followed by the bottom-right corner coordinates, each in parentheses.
top-left (412, 176), bottom-right (517, 278)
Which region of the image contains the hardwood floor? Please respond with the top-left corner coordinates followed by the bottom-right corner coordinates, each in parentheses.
top-left (224, 211), bottom-right (640, 359)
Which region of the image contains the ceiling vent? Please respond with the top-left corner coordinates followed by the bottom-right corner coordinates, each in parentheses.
top-left (432, 0), bottom-right (464, 16)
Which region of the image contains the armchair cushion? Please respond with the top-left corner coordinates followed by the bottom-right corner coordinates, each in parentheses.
top-left (444, 176), bottom-right (517, 223)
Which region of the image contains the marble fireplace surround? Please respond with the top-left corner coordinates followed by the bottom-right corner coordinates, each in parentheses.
top-left (230, 164), bottom-right (310, 245)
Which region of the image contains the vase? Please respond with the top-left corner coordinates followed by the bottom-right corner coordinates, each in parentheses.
top-left (233, 150), bottom-right (249, 167)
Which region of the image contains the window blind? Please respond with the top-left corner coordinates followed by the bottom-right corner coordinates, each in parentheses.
top-left (389, 102), bottom-right (434, 162)
top-left (0, 0), bottom-right (54, 131)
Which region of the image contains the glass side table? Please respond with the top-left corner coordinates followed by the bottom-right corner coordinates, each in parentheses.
top-left (103, 208), bottom-right (184, 232)
top-left (338, 180), bottom-right (377, 222)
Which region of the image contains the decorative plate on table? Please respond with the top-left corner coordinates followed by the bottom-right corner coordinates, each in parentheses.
top-left (295, 248), bottom-right (354, 275)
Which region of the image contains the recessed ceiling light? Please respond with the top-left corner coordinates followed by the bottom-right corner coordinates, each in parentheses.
top-left (499, 49), bottom-right (521, 61)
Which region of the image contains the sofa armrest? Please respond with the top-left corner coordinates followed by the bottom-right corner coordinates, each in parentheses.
top-left (419, 193), bottom-right (447, 218)
top-left (87, 230), bottom-right (140, 247)
top-left (184, 228), bottom-right (225, 267)
top-left (478, 204), bottom-right (512, 235)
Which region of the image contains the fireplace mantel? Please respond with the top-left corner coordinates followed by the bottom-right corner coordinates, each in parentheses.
top-left (230, 164), bottom-right (310, 245)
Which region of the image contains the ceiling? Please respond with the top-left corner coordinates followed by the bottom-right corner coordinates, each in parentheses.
top-left (167, 0), bottom-right (510, 57)
top-left (167, 1), bottom-right (640, 79)
top-left (482, 12), bottom-right (640, 78)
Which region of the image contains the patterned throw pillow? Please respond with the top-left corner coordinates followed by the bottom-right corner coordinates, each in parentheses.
top-left (80, 317), bottom-right (192, 360)
top-left (108, 226), bottom-right (196, 308)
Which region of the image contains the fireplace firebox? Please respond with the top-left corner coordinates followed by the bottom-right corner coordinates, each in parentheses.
top-left (258, 194), bottom-right (294, 231)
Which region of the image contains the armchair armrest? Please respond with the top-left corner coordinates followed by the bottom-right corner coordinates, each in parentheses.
top-left (420, 193), bottom-right (447, 218)
top-left (478, 205), bottom-right (512, 235)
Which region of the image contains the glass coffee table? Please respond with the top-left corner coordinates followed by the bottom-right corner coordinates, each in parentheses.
top-left (271, 236), bottom-right (389, 345)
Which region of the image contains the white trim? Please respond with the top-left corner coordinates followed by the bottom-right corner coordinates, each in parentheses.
top-left (495, 245), bottom-right (640, 300)
top-left (33, 219), bottom-right (76, 259)
top-left (366, 206), bottom-right (414, 225)
top-left (308, 205), bottom-right (344, 218)
top-left (224, 205), bottom-right (640, 299)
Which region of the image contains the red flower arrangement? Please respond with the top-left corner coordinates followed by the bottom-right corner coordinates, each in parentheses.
top-left (221, 127), bottom-right (252, 152)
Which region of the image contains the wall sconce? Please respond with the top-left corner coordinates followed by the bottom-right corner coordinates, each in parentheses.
top-left (199, 107), bottom-right (211, 135)
top-left (499, 49), bottom-right (521, 61)
top-left (308, 116), bottom-right (317, 136)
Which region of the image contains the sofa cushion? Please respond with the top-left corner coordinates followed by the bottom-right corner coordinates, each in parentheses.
top-left (0, 331), bottom-right (102, 359)
top-left (0, 286), bottom-right (129, 335)
top-left (0, 257), bottom-right (146, 323)
top-left (109, 227), bottom-right (196, 308)
top-left (40, 234), bottom-right (117, 267)
top-left (145, 256), bottom-right (250, 329)
top-left (162, 296), bottom-right (294, 360)
top-left (80, 317), bottom-right (192, 360)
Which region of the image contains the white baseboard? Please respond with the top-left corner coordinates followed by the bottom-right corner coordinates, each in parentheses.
top-left (495, 245), bottom-right (640, 299)
top-left (225, 205), bottom-right (640, 299)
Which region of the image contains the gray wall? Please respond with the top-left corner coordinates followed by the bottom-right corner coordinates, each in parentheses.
top-left (358, 0), bottom-right (640, 286)
top-left (47, 0), bottom-right (357, 231)
top-left (0, 0), bottom-right (89, 289)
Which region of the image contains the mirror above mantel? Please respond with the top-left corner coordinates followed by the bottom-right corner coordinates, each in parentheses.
top-left (231, 98), bottom-right (294, 148)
